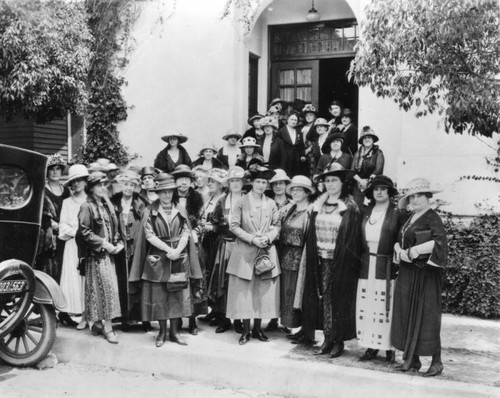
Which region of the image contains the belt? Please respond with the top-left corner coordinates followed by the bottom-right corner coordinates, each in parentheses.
top-left (159, 237), bottom-right (181, 243)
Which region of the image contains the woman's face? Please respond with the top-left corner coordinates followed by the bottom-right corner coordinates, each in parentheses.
top-left (227, 137), bottom-right (238, 146)
top-left (229, 178), bottom-right (243, 193)
top-left (271, 180), bottom-right (287, 196)
top-left (244, 147), bottom-right (255, 156)
top-left (168, 137), bottom-right (179, 147)
top-left (324, 175), bottom-right (343, 197)
top-left (330, 139), bottom-right (342, 151)
top-left (176, 177), bottom-right (191, 194)
top-left (207, 178), bottom-right (221, 194)
top-left (330, 105), bottom-right (341, 117)
top-left (252, 178), bottom-right (268, 194)
top-left (305, 113), bottom-right (316, 123)
top-left (91, 181), bottom-right (108, 199)
top-left (203, 149), bottom-right (214, 160)
top-left (194, 172), bottom-right (207, 188)
top-left (70, 178), bottom-right (86, 194)
top-left (363, 136), bottom-right (374, 148)
top-left (47, 165), bottom-right (63, 182)
top-left (317, 125), bottom-right (328, 135)
top-left (290, 187), bottom-right (309, 203)
top-left (263, 126), bottom-right (274, 135)
top-left (142, 174), bottom-right (155, 190)
top-left (121, 181), bottom-right (136, 198)
top-left (341, 116), bottom-right (351, 126)
top-left (252, 119), bottom-right (262, 128)
top-left (409, 193), bottom-right (430, 212)
top-left (372, 186), bottom-right (389, 204)
top-left (157, 189), bottom-right (174, 205)
top-left (287, 114), bottom-right (298, 127)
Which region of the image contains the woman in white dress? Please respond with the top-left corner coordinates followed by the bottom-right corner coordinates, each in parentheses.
top-left (59, 165), bottom-right (89, 329)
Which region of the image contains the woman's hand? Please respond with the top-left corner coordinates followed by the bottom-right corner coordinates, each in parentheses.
top-left (252, 236), bottom-right (268, 249)
top-left (167, 249), bottom-right (181, 260)
top-left (399, 250), bottom-right (411, 263)
top-left (103, 241), bottom-right (116, 254)
top-left (113, 243), bottom-right (125, 255)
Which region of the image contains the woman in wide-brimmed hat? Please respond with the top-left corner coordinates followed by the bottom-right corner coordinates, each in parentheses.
top-left (58, 164), bottom-right (89, 329)
top-left (154, 133), bottom-right (192, 173)
top-left (235, 137), bottom-right (264, 171)
top-left (297, 162), bottom-right (361, 354)
top-left (258, 116), bottom-right (283, 170)
top-left (351, 126), bottom-right (385, 209)
top-left (356, 175), bottom-right (399, 364)
top-left (315, 132), bottom-right (353, 178)
top-left (391, 178), bottom-right (448, 377)
top-left (243, 113), bottom-right (265, 145)
top-left (277, 112), bottom-right (307, 178)
top-left (36, 154), bottom-right (70, 287)
top-left (192, 143), bottom-right (227, 170)
top-left (226, 164), bottom-right (281, 345)
top-left (218, 130), bottom-right (242, 169)
top-left (77, 172), bottom-right (124, 344)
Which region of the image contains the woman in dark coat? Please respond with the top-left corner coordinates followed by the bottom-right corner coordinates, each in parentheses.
top-left (242, 113), bottom-right (265, 151)
top-left (356, 175), bottom-right (400, 363)
top-left (129, 173), bottom-right (203, 347)
top-left (392, 178), bottom-right (447, 377)
top-left (218, 131), bottom-right (242, 169)
top-left (351, 126), bottom-right (385, 209)
top-left (330, 108), bottom-right (357, 157)
top-left (192, 144), bottom-right (227, 170)
top-left (316, 133), bottom-right (353, 176)
top-left (154, 133), bottom-right (192, 173)
top-left (235, 137), bottom-right (264, 171)
top-left (295, 162), bottom-right (361, 355)
top-left (277, 112), bottom-right (307, 178)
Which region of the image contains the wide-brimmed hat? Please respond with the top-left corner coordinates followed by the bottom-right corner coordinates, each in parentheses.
top-left (269, 169), bottom-right (291, 185)
top-left (171, 164), bottom-right (195, 180)
top-left (139, 166), bottom-right (161, 179)
top-left (247, 158), bottom-right (275, 181)
top-left (222, 130), bottom-right (242, 141)
top-left (117, 170), bottom-right (141, 186)
top-left (161, 133), bottom-right (188, 144)
top-left (153, 173), bottom-right (177, 191)
top-left (267, 105), bottom-right (281, 115)
top-left (358, 126), bottom-right (379, 145)
top-left (286, 175), bottom-right (315, 195)
top-left (364, 175), bottom-right (398, 200)
top-left (87, 171), bottom-right (109, 189)
top-left (259, 116), bottom-right (279, 130)
top-left (247, 113), bottom-right (264, 126)
top-left (198, 143), bottom-right (218, 156)
top-left (341, 108), bottom-right (353, 118)
top-left (207, 168), bottom-right (228, 184)
top-left (223, 166), bottom-right (245, 184)
top-left (302, 104), bottom-right (318, 116)
top-left (316, 162), bottom-right (355, 182)
top-left (270, 98), bottom-right (286, 107)
top-left (64, 164), bottom-right (89, 186)
top-left (47, 154), bottom-right (66, 171)
top-left (106, 163), bottom-right (119, 172)
top-left (88, 158), bottom-right (113, 172)
top-left (314, 118), bottom-right (329, 128)
top-left (239, 136), bottom-right (260, 149)
top-left (321, 132), bottom-right (345, 154)
top-left (398, 178), bottom-right (442, 209)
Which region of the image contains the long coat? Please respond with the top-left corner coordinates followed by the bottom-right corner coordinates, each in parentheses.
top-left (276, 126), bottom-right (307, 177)
top-left (226, 194), bottom-right (281, 281)
top-left (154, 144), bottom-right (192, 173)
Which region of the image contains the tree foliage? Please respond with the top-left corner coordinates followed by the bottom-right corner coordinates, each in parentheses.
top-left (350, 0), bottom-right (500, 137)
top-left (0, 0), bottom-right (92, 123)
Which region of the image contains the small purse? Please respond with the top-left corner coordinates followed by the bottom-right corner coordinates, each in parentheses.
top-left (166, 253), bottom-right (189, 292)
top-left (254, 249), bottom-right (275, 276)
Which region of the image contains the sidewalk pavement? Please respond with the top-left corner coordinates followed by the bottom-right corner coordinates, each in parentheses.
top-left (53, 314), bottom-right (500, 398)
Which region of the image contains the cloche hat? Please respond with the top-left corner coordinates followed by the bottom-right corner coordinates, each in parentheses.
top-left (161, 133), bottom-right (188, 144)
top-left (364, 175), bottom-right (398, 200)
top-left (247, 114), bottom-right (264, 126)
top-left (239, 136), bottom-right (260, 149)
top-left (269, 169), bottom-right (291, 185)
top-left (139, 166), bottom-right (161, 179)
top-left (222, 130), bottom-right (242, 141)
top-left (87, 171), bottom-right (109, 189)
top-left (64, 164), bottom-right (89, 187)
top-left (171, 164), bottom-right (195, 180)
top-left (225, 166), bottom-right (245, 182)
top-left (316, 162), bottom-right (355, 182)
top-left (198, 143), bottom-right (218, 156)
top-left (321, 132), bottom-right (345, 154)
top-left (398, 178), bottom-right (442, 209)
top-left (117, 170), bottom-right (141, 186)
top-left (358, 126), bottom-right (379, 145)
top-left (286, 175), bottom-right (315, 195)
top-left (314, 118), bottom-right (330, 128)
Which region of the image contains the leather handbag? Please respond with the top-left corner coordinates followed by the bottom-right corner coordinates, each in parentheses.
top-left (253, 249), bottom-right (275, 276)
top-left (166, 253), bottom-right (189, 292)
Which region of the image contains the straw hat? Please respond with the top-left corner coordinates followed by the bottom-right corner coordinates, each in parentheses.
top-left (314, 118), bottom-right (329, 128)
top-left (153, 173), bottom-right (177, 191)
top-left (239, 136), bottom-right (260, 149)
top-left (364, 175), bottom-right (397, 200)
top-left (358, 126), bottom-right (379, 145)
top-left (225, 166), bottom-right (245, 182)
top-left (117, 170), bottom-right (141, 186)
top-left (88, 158), bottom-right (112, 172)
top-left (171, 164), bottom-right (195, 180)
top-left (198, 143), bottom-right (218, 156)
top-left (286, 175), bottom-right (315, 195)
top-left (87, 171), bottom-right (109, 189)
top-left (161, 133), bottom-right (188, 144)
top-left (316, 162), bottom-right (355, 182)
top-left (247, 113), bottom-right (264, 126)
top-left (64, 164), bottom-right (89, 186)
top-left (207, 168), bottom-right (228, 184)
top-left (222, 130), bottom-right (242, 141)
top-left (269, 169), bottom-right (291, 185)
top-left (47, 154), bottom-right (66, 171)
top-left (398, 178), bottom-right (442, 209)
top-left (259, 116), bottom-right (279, 130)
top-left (270, 98), bottom-right (286, 107)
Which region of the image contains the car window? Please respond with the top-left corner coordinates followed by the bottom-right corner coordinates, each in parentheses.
top-left (0, 165), bottom-right (32, 209)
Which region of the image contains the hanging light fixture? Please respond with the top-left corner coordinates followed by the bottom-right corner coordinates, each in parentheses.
top-left (305, 0), bottom-right (321, 22)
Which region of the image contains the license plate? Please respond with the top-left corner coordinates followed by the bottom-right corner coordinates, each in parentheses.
top-left (0, 280), bottom-right (27, 293)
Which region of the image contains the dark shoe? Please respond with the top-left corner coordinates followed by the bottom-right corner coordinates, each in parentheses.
top-left (395, 357), bottom-right (422, 372)
top-left (58, 312), bottom-right (78, 328)
top-left (251, 329), bottom-right (269, 342)
top-left (287, 329), bottom-right (304, 340)
top-left (188, 318), bottom-right (198, 335)
top-left (291, 336), bottom-right (316, 346)
top-left (91, 322), bottom-right (104, 336)
top-left (233, 320), bottom-right (243, 334)
top-left (314, 339), bottom-right (334, 355)
top-left (142, 321), bottom-right (152, 332)
top-left (120, 322), bottom-right (130, 332)
top-left (198, 311), bottom-right (216, 323)
top-left (386, 350), bottom-right (396, 364)
top-left (330, 342), bottom-right (345, 358)
top-left (215, 319), bottom-right (231, 334)
top-left (155, 332), bottom-right (167, 348)
top-left (238, 332), bottom-right (251, 345)
top-left (359, 348), bottom-right (379, 361)
top-left (423, 362), bottom-right (443, 377)
top-left (209, 317), bottom-right (221, 327)
top-left (264, 319), bottom-right (278, 332)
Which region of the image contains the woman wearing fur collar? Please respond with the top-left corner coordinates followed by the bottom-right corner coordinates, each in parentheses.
top-left (295, 162), bottom-right (361, 356)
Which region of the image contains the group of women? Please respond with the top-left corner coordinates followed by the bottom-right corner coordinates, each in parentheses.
top-left (36, 98), bottom-right (447, 378)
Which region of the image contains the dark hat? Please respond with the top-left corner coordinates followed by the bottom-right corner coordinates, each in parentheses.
top-left (330, 99), bottom-right (343, 108)
top-left (222, 130), bottom-right (242, 141)
top-left (247, 113), bottom-right (264, 126)
top-left (301, 104), bottom-right (318, 116)
top-left (247, 158), bottom-right (275, 181)
top-left (358, 126), bottom-right (379, 145)
top-left (87, 171), bottom-right (108, 189)
top-left (171, 164), bottom-right (195, 180)
top-left (341, 108), bottom-right (353, 118)
top-left (321, 132), bottom-right (345, 154)
top-left (364, 175), bottom-right (398, 200)
top-left (153, 173), bottom-right (177, 191)
top-left (161, 133), bottom-right (188, 144)
top-left (316, 162), bottom-right (355, 182)
top-left (139, 166), bottom-right (160, 179)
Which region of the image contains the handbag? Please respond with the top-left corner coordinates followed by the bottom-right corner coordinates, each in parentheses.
top-left (253, 249), bottom-right (275, 276)
top-left (166, 253), bottom-right (189, 292)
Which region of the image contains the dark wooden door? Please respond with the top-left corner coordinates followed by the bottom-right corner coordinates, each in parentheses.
top-left (271, 60), bottom-right (319, 107)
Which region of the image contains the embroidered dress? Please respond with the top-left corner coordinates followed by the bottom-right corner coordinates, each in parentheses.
top-left (356, 208), bottom-right (394, 350)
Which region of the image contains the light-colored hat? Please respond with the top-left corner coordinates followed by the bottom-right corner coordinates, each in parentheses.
top-left (225, 166), bottom-right (245, 182)
top-left (270, 98), bottom-right (286, 107)
top-left (198, 144), bottom-right (218, 156)
top-left (106, 163), bottom-right (119, 172)
top-left (259, 116), bottom-right (279, 130)
top-left (207, 168), bottom-right (228, 184)
top-left (397, 178), bottom-right (442, 209)
top-left (117, 170), bottom-right (141, 185)
top-left (247, 113), bottom-right (264, 126)
top-left (314, 118), bottom-right (329, 128)
top-left (171, 164), bottom-right (195, 180)
top-left (222, 130), bottom-right (242, 141)
top-left (64, 164), bottom-right (89, 186)
top-left (302, 104), bottom-right (318, 116)
top-left (358, 126), bottom-right (379, 145)
top-left (286, 175), bottom-right (315, 195)
top-left (161, 133), bottom-right (188, 144)
top-left (239, 136), bottom-right (260, 149)
top-left (316, 162), bottom-right (356, 182)
top-left (153, 173), bottom-right (177, 191)
top-left (267, 105), bottom-right (281, 115)
top-left (269, 169), bottom-right (291, 185)
top-left (192, 165), bottom-right (209, 174)
top-left (88, 158), bottom-right (112, 172)
top-left (87, 171), bottom-right (108, 188)
top-left (47, 153), bottom-right (66, 171)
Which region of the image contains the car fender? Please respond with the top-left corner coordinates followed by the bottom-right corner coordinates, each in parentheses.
top-left (34, 271), bottom-right (67, 311)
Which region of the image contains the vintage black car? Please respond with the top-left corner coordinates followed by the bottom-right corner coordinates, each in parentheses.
top-left (0, 144), bottom-right (66, 366)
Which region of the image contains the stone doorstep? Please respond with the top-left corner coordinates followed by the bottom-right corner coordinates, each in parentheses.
top-left (52, 315), bottom-right (500, 398)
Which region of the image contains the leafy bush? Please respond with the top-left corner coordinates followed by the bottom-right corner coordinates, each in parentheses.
top-left (441, 212), bottom-right (500, 318)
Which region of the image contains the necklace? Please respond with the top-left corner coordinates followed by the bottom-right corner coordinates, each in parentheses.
top-left (368, 208), bottom-right (386, 225)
